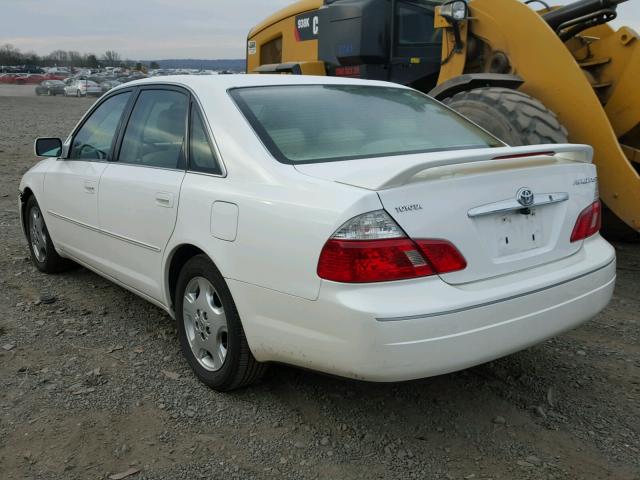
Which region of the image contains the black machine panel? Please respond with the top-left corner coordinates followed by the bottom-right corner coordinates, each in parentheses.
top-left (317, 0), bottom-right (443, 87)
top-left (319, 0), bottom-right (390, 67)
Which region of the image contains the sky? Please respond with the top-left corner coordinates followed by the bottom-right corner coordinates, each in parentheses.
top-left (1, 0), bottom-right (638, 60)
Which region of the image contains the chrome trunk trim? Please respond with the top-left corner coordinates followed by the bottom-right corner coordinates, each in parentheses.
top-left (467, 192), bottom-right (569, 218)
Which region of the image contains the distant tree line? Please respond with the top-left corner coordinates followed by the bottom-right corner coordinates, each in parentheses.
top-left (147, 58), bottom-right (244, 71)
top-left (0, 44), bottom-right (143, 69)
top-left (0, 44), bottom-right (245, 72)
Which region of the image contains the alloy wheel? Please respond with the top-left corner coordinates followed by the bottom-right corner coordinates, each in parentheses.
top-left (29, 206), bottom-right (47, 263)
top-left (182, 276), bottom-right (228, 371)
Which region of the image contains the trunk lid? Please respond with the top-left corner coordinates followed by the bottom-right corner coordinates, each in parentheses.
top-left (296, 145), bottom-right (598, 284)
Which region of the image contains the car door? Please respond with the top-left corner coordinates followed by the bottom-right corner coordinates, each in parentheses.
top-left (97, 86), bottom-right (188, 301)
top-left (43, 89), bottom-right (133, 266)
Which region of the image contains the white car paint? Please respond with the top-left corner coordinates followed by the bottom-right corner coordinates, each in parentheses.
top-left (64, 80), bottom-right (102, 97)
top-left (19, 75), bottom-right (615, 382)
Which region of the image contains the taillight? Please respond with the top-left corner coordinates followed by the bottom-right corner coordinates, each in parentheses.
top-left (415, 239), bottom-right (467, 273)
top-left (317, 211), bottom-right (466, 283)
top-left (570, 200), bottom-right (601, 242)
top-left (318, 238), bottom-right (435, 283)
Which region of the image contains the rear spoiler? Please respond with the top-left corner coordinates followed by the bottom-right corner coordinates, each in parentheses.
top-left (378, 144), bottom-right (593, 189)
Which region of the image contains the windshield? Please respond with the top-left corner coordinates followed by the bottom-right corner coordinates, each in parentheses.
top-left (230, 85), bottom-right (503, 164)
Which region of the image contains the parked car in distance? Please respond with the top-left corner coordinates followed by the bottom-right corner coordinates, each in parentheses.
top-left (19, 75), bottom-right (616, 391)
top-left (116, 76), bottom-right (134, 84)
top-left (35, 80), bottom-right (66, 96)
top-left (45, 67), bottom-right (71, 76)
top-left (64, 79), bottom-right (101, 97)
top-left (14, 73), bottom-right (45, 85)
top-left (1, 65), bottom-right (44, 74)
top-left (99, 80), bottom-right (121, 93)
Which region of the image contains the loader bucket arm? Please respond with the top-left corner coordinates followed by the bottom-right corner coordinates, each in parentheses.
top-left (437, 0), bottom-right (640, 231)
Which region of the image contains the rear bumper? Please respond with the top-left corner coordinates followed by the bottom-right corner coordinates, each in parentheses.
top-left (230, 235), bottom-right (615, 382)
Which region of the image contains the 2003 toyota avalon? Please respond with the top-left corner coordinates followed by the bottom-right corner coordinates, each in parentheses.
top-left (19, 75), bottom-right (616, 391)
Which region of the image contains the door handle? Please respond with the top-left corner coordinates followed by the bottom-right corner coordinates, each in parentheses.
top-left (155, 192), bottom-right (174, 208)
top-left (84, 180), bottom-right (96, 194)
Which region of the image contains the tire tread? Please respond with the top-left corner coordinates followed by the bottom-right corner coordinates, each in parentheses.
top-left (176, 254), bottom-right (267, 391)
top-left (443, 87), bottom-right (568, 145)
top-left (25, 196), bottom-right (72, 273)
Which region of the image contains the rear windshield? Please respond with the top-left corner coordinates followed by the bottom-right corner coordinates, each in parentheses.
top-left (230, 85), bottom-right (503, 164)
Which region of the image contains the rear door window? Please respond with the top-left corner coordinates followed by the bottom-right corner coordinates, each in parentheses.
top-left (69, 91), bottom-right (132, 160)
top-left (189, 106), bottom-right (222, 175)
top-left (118, 89), bottom-right (188, 169)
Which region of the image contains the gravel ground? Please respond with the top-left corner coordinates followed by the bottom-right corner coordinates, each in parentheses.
top-left (0, 84), bottom-right (639, 480)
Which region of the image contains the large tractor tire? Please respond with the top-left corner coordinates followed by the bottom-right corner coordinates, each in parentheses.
top-left (442, 87), bottom-right (568, 145)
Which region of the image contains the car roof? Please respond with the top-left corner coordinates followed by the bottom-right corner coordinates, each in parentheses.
top-left (113, 74), bottom-right (407, 93)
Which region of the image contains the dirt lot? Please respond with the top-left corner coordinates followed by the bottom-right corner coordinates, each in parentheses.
top-left (0, 84), bottom-right (638, 480)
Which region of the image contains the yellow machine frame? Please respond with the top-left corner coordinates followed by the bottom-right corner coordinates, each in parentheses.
top-left (247, 0), bottom-right (324, 75)
top-left (247, 0), bottom-right (640, 231)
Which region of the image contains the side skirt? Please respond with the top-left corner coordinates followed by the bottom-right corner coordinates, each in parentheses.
top-left (62, 251), bottom-right (175, 320)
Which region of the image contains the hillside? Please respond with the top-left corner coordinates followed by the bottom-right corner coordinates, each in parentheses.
top-left (146, 58), bottom-right (245, 71)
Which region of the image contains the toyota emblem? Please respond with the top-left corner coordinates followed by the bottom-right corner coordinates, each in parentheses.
top-left (516, 187), bottom-right (534, 207)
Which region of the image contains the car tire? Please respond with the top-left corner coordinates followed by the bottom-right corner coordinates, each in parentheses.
top-left (175, 254), bottom-right (267, 391)
top-left (25, 196), bottom-right (71, 273)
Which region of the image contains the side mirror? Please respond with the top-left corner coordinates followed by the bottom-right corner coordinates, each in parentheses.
top-left (440, 0), bottom-right (469, 23)
top-left (439, 0), bottom-right (469, 53)
top-left (34, 137), bottom-right (63, 157)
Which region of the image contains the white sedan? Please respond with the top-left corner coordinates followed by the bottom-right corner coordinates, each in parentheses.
top-left (64, 79), bottom-right (102, 97)
top-left (19, 75), bottom-right (615, 391)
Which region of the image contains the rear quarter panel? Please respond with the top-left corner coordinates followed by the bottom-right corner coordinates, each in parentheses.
top-left (167, 169), bottom-right (381, 302)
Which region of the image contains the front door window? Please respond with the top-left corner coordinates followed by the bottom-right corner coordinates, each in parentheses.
top-left (69, 92), bottom-right (131, 160)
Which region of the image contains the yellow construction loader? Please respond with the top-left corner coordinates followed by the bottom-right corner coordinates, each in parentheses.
top-left (247, 0), bottom-right (640, 235)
